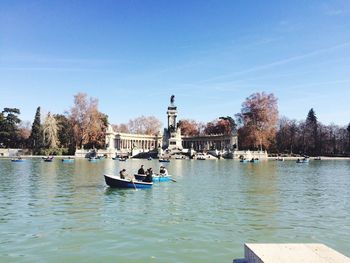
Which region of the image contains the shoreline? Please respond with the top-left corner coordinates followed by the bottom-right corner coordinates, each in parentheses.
top-left (267, 156), bottom-right (350, 160)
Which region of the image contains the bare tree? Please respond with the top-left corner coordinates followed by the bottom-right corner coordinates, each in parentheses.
top-left (237, 92), bottom-right (278, 150)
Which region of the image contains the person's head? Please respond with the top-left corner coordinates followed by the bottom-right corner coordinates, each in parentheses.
top-left (122, 169), bottom-right (126, 172)
top-left (141, 165), bottom-right (144, 168)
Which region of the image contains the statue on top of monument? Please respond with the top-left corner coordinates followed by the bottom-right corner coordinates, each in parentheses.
top-left (170, 95), bottom-right (175, 106)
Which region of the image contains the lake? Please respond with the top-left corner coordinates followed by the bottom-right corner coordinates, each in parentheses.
top-left (1, 158), bottom-right (349, 262)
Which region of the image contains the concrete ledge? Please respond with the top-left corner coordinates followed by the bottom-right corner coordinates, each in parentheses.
top-left (243, 243), bottom-right (350, 263)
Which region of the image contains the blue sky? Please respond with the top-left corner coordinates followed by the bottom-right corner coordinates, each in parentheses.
top-left (1, 0), bottom-right (350, 126)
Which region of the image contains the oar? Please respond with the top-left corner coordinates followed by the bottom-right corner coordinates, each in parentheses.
top-left (170, 178), bottom-right (177, 182)
top-left (131, 179), bottom-right (138, 191)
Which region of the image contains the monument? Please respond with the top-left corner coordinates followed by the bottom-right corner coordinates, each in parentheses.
top-left (162, 95), bottom-right (182, 150)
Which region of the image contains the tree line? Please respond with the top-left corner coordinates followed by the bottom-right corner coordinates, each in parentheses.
top-left (1, 91), bottom-right (350, 156)
top-left (0, 93), bottom-right (108, 155)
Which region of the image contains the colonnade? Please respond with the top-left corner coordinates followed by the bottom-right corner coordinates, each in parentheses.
top-left (182, 139), bottom-right (232, 151)
top-left (115, 138), bottom-right (158, 150)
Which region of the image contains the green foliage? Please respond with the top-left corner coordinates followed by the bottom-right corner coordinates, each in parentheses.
top-left (54, 114), bottom-right (75, 150)
top-left (29, 107), bottom-right (43, 154)
top-left (38, 147), bottom-right (71, 156)
top-left (0, 108), bottom-right (21, 148)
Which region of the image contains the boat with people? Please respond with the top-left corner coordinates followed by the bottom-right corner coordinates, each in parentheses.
top-left (104, 174), bottom-right (153, 189)
top-left (11, 158), bottom-right (26, 162)
top-left (275, 157), bottom-right (284, 161)
top-left (250, 158), bottom-right (260, 163)
top-left (134, 173), bottom-right (174, 182)
top-left (296, 157), bottom-right (309, 163)
top-left (62, 158), bottom-right (74, 163)
top-left (240, 158), bottom-right (249, 163)
top-left (43, 156), bottom-right (54, 162)
top-left (197, 155), bottom-right (206, 160)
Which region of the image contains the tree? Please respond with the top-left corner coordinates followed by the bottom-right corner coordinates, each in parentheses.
top-left (113, 123), bottom-right (129, 133)
top-left (54, 114), bottom-right (75, 149)
top-left (0, 108), bottom-right (21, 148)
top-left (178, 119), bottom-right (200, 136)
top-left (126, 116), bottom-right (162, 135)
top-left (204, 119), bottom-right (232, 135)
top-left (347, 123), bottom-right (350, 153)
top-left (43, 112), bottom-right (60, 148)
top-left (29, 107), bottom-right (43, 153)
top-left (69, 93), bottom-right (108, 149)
top-left (237, 92), bottom-right (278, 150)
top-left (17, 121), bottom-right (31, 148)
top-left (304, 108), bottom-right (318, 155)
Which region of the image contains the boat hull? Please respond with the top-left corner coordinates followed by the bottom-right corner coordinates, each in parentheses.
top-left (62, 159), bottom-right (74, 163)
top-left (134, 174), bottom-right (172, 182)
top-left (104, 174), bottom-right (153, 189)
top-left (11, 159), bottom-right (26, 162)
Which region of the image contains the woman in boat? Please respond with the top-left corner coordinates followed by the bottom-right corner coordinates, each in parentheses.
top-left (143, 168), bottom-right (153, 182)
top-left (138, 165), bottom-right (145, 175)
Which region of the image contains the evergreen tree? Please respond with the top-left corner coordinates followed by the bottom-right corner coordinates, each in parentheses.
top-left (304, 108), bottom-right (319, 155)
top-left (0, 108), bottom-right (21, 148)
top-left (347, 123), bottom-right (350, 154)
top-left (29, 107), bottom-right (43, 154)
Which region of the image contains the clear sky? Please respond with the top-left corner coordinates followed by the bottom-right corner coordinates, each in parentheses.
top-left (1, 0), bottom-right (349, 126)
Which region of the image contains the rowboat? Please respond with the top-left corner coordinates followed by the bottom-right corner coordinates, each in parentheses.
top-left (11, 158), bottom-right (26, 162)
top-left (134, 173), bottom-right (173, 182)
top-left (297, 158), bottom-right (309, 163)
top-left (43, 157), bottom-right (54, 162)
top-left (250, 158), bottom-right (260, 163)
top-left (240, 159), bottom-right (249, 163)
top-left (104, 174), bottom-right (153, 189)
top-left (159, 159), bottom-right (170, 163)
top-left (62, 158), bottom-right (74, 163)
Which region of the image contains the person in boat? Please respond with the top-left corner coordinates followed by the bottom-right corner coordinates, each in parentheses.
top-left (159, 166), bottom-right (168, 176)
top-left (143, 168), bottom-right (153, 182)
top-left (138, 165), bottom-right (145, 175)
top-left (119, 169), bottom-right (128, 179)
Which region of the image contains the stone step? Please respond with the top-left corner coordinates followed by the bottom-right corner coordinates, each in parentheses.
top-left (234, 243), bottom-right (350, 263)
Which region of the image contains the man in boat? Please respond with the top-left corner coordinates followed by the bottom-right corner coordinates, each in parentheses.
top-left (137, 165), bottom-right (145, 175)
top-left (119, 169), bottom-right (128, 179)
top-left (143, 168), bottom-right (153, 182)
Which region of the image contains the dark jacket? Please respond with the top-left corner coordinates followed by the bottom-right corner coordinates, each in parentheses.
top-left (138, 167), bottom-right (145, 174)
top-left (143, 171), bottom-right (153, 182)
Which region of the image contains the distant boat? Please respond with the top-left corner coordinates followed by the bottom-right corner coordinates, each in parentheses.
top-left (159, 159), bottom-right (170, 163)
top-left (314, 156), bottom-right (322, 161)
top-left (196, 154), bottom-right (206, 160)
top-left (104, 174), bottom-right (153, 189)
top-left (43, 156), bottom-right (54, 162)
top-left (240, 159), bottom-right (249, 163)
top-left (275, 157), bottom-right (284, 161)
top-left (88, 157), bottom-right (99, 162)
top-left (11, 158), bottom-right (26, 162)
top-left (62, 158), bottom-right (74, 163)
top-left (119, 157), bottom-right (127, 161)
top-left (148, 157), bottom-right (153, 160)
top-left (296, 158), bottom-right (309, 163)
top-left (250, 158), bottom-right (260, 163)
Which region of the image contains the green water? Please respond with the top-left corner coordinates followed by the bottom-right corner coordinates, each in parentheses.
top-left (1, 158), bottom-right (349, 262)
